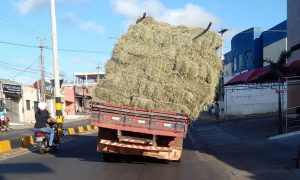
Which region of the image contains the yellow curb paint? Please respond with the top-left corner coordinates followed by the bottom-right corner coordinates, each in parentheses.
top-left (22, 136), bottom-right (34, 148)
top-left (0, 140), bottom-right (12, 153)
top-left (68, 128), bottom-right (75, 135)
top-left (86, 125), bottom-right (91, 131)
top-left (78, 126), bottom-right (84, 133)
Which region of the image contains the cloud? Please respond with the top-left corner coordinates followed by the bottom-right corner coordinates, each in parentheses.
top-left (16, 0), bottom-right (49, 15)
top-left (15, 0), bottom-right (91, 15)
top-left (62, 12), bottom-right (105, 33)
top-left (110, 0), bottom-right (219, 29)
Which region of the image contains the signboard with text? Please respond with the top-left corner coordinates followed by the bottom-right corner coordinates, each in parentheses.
top-left (2, 84), bottom-right (22, 95)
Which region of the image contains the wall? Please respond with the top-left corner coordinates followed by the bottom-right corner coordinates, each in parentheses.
top-left (63, 86), bottom-right (75, 115)
top-left (225, 84), bottom-right (287, 115)
top-left (20, 86), bottom-right (39, 123)
top-left (288, 0), bottom-right (300, 61)
top-left (287, 80), bottom-right (300, 110)
top-left (263, 38), bottom-right (287, 66)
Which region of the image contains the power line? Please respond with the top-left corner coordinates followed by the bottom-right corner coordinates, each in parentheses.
top-left (0, 12), bottom-right (47, 38)
top-left (9, 56), bottom-right (40, 79)
top-left (0, 40), bottom-right (39, 48)
top-left (0, 40), bottom-right (111, 54)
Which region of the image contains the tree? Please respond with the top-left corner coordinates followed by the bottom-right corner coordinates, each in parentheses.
top-left (264, 50), bottom-right (291, 134)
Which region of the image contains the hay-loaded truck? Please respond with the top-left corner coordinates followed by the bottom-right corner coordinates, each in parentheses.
top-left (89, 102), bottom-right (189, 161)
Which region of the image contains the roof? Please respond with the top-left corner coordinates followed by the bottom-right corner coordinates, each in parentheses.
top-left (74, 72), bottom-right (105, 80)
top-left (224, 60), bottom-right (300, 86)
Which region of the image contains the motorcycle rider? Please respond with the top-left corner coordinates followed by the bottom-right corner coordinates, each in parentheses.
top-left (34, 102), bottom-right (57, 147)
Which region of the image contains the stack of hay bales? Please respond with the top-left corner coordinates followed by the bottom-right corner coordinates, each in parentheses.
top-left (93, 17), bottom-right (222, 119)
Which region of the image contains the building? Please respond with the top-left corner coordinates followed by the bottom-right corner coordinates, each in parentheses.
top-left (262, 20), bottom-right (287, 66)
top-left (230, 27), bottom-right (263, 74)
top-left (224, 21), bottom-right (287, 76)
top-left (288, 0), bottom-right (300, 62)
top-left (62, 72), bottom-right (105, 116)
top-left (223, 20), bottom-right (288, 116)
top-left (0, 79), bottom-right (39, 123)
top-left (286, 0), bottom-right (300, 119)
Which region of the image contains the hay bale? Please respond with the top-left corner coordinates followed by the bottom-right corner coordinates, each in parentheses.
top-left (93, 17), bottom-right (222, 119)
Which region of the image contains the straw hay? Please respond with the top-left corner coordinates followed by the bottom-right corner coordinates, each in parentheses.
top-left (93, 17), bottom-right (222, 119)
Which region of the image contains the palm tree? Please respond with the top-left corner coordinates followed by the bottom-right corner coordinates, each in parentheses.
top-left (264, 50), bottom-right (291, 134)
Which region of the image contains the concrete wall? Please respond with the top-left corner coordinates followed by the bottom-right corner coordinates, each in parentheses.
top-left (288, 0), bottom-right (300, 61)
top-left (63, 86), bottom-right (75, 115)
top-left (225, 84), bottom-right (287, 115)
top-left (263, 38), bottom-right (287, 66)
top-left (20, 86), bottom-right (39, 123)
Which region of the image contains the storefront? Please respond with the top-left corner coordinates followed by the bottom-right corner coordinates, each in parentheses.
top-left (1, 83), bottom-right (22, 122)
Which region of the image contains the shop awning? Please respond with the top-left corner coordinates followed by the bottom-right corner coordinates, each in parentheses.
top-left (224, 60), bottom-right (300, 86)
top-left (224, 67), bottom-right (271, 86)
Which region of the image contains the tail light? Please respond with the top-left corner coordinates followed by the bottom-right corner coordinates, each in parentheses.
top-left (35, 131), bottom-right (44, 137)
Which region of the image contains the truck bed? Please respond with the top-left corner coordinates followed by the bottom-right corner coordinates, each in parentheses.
top-left (89, 102), bottom-right (189, 137)
top-left (89, 102), bottom-right (190, 160)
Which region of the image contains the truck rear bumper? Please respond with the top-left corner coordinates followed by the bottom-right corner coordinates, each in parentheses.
top-left (98, 139), bottom-right (182, 161)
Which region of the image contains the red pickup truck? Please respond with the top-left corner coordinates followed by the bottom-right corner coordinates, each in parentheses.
top-left (89, 102), bottom-right (190, 161)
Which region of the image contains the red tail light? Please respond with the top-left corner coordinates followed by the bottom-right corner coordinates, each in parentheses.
top-left (35, 131), bottom-right (44, 137)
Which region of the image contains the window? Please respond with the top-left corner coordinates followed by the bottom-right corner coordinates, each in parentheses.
top-left (233, 57), bottom-right (237, 71)
top-left (26, 100), bottom-right (30, 110)
top-left (239, 54), bottom-right (243, 70)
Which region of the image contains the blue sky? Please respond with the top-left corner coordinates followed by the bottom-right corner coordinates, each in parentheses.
top-left (0, 0), bottom-right (286, 84)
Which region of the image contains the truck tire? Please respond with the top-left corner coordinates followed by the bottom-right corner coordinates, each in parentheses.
top-left (103, 153), bottom-right (112, 162)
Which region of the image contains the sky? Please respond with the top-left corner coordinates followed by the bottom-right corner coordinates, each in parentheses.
top-left (0, 0), bottom-right (286, 84)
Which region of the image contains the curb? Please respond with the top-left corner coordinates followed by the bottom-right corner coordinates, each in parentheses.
top-left (0, 125), bottom-right (97, 153)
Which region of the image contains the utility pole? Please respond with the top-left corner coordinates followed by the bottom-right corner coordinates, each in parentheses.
top-left (50, 0), bottom-right (63, 132)
top-left (38, 38), bottom-right (46, 101)
top-left (96, 63), bottom-right (100, 83)
top-left (218, 28), bottom-right (229, 119)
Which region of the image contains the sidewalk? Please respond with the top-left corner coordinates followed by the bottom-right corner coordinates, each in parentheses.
top-left (190, 117), bottom-right (300, 179)
top-left (7, 115), bottom-right (89, 130)
top-left (0, 115), bottom-right (90, 141)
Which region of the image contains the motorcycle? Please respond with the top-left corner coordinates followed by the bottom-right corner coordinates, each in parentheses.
top-left (35, 123), bottom-right (60, 154)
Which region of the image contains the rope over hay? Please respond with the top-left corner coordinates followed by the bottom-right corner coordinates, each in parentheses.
top-left (93, 17), bottom-right (222, 119)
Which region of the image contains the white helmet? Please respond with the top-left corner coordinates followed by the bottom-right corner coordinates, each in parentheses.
top-left (38, 102), bottom-right (47, 110)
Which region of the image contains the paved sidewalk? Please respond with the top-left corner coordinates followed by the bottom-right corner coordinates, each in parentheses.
top-left (190, 117), bottom-right (300, 180)
top-left (7, 115), bottom-right (89, 130)
top-left (0, 115), bottom-right (90, 141)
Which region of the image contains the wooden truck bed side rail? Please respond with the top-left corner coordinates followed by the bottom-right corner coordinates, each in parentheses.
top-left (90, 103), bottom-right (189, 137)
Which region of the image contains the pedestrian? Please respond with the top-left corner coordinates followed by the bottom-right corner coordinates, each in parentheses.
top-left (214, 102), bottom-right (220, 126)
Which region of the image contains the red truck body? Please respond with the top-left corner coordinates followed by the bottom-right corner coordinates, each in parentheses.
top-left (89, 102), bottom-right (189, 160)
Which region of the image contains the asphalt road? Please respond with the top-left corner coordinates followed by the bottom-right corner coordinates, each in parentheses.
top-left (0, 131), bottom-right (236, 180)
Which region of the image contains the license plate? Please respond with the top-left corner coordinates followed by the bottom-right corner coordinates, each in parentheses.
top-left (36, 137), bottom-right (44, 141)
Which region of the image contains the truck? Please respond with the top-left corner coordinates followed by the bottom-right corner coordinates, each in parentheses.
top-left (89, 102), bottom-right (190, 161)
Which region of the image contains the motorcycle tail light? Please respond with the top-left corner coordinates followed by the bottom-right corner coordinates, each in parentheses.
top-left (35, 131), bottom-right (44, 137)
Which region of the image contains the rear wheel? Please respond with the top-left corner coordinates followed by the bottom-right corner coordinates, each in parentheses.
top-left (37, 141), bottom-right (46, 154)
top-left (54, 138), bottom-right (60, 151)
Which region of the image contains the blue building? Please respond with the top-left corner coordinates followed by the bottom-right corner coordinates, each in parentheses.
top-left (224, 20), bottom-right (287, 75)
top-left (230, 27), bottom-right (263, 74)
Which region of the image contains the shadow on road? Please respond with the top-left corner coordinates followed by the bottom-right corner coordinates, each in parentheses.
top-left (0, 163), bottom-right (53, 179)
top-left (48, 134), bottom-right (171, 164)
top-left (187, 116), bottom-right (300, 179)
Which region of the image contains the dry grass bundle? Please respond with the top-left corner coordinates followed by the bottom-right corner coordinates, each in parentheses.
top-left (93, 17), bottom-right (222, 119)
